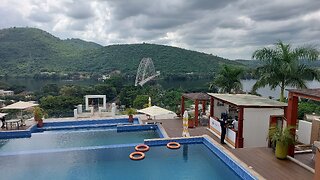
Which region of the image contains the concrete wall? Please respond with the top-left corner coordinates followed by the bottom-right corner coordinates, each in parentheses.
top-left (213, 100), bottom-right (228, 118)
top-left (297, 120), bottom-right (312, 144)
top-left (209, 117), bottom-right (236, 148)
top-left (243, 108), bottom-right (284, 148)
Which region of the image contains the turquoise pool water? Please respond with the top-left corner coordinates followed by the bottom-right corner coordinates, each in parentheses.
top-left (0, 144), bottom-right (241, 180)
top-left (0, 128), bottom-right (159, 154)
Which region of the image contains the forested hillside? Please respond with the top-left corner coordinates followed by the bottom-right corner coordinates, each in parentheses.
top-left (0, 27), bottom-right (243, 78)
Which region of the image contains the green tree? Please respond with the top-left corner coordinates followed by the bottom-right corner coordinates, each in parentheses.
top-left (252, 41), bottom-right (320, 102)
top-left (59, 85), bottom-right (83, 97)
top-left (42, 83), bottom-right (59, 96)
top-left (93, 84), bottom-right (117, 101)
top-left (209, 65), bottom-right (243, 93)
top-left (133, 95), bottom-right (149, 109)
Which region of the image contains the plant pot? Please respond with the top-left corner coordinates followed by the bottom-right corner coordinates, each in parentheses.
top-left (188, 119), bottom-right (195, 128)
top-left (275, 141), bottom-right (288, 159)
top-left (128, 115), bottom-right (134, 123)
top-left (37, 119), bottom-right (43, 128)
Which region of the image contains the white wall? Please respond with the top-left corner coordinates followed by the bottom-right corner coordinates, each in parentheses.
top-left (209, 117), bottom-right (236, 147)
top-left (297, 120), bottom-right (312, 144)
top-left (243, 108), bottom-right (284, 148)
top-left (213, 100), bottom-right (228, 118)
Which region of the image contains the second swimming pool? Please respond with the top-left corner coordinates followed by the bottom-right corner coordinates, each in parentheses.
top-left (0, 126), bottom-right (160, 154)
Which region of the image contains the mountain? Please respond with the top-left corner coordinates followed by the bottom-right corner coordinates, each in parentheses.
top-left (235, 59), bottom-right (261, 68)
top-left (0, 27), bottom-right (243, 78)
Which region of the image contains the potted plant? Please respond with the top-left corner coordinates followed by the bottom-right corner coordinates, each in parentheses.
top-left (188, 112), bottom-right (195, 128)
top-left (269, 126), bottom-right (295, 159)
top-left (125, 108), bottom-right (136, 123)
top-left (33, 107), bottom-right (47, 128)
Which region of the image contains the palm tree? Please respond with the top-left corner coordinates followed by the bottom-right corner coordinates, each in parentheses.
top-left (252, 41), bottom-right (320, 102)
top-left (210, 65), bottom-right (244, 93)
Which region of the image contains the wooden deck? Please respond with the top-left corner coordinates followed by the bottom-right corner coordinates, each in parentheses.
top-left (230, 147), bottom-right (313, 180)
top-left (294, 153), bottom-right (315, 169)
top-left (143, 117), bottom-right (314, 180)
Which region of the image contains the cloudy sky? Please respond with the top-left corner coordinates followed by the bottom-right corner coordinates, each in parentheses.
top-left (1, 0), bottom-right (320, 60)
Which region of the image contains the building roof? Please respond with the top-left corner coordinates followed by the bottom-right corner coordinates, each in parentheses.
top-left (182, 93), bottom-right (210, 101)
top-left (207, 93), bottom-right (287, 107)
top-left (287, 88), bottom-right (320, 100)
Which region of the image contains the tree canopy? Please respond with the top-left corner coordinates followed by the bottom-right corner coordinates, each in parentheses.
top-left (252, 40), bottom-right (320, 102)
top-left (209, 65), bottom-right (244, 93)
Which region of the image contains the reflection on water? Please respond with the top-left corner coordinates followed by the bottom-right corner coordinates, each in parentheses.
top-left (183, 144), bottom-right (188, 162)
top-left (2, 78), bottom-right (320, 99)
top-left (241, 79), bottom-right (320, 99)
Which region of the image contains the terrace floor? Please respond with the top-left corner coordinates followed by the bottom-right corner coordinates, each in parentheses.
top-left (142, 116), bottom-right (314, 180)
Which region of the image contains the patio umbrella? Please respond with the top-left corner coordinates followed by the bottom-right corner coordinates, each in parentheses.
top-left (1, 101), bottom-right (38, 110)
top-left (182, 110), bottom-right (190, 137)
top-left (148, 97), bottom-right (152, 107)
top-left (1, 101), bottom-right (39, 125)
top-left (137, 105), bottom-right (176, 120)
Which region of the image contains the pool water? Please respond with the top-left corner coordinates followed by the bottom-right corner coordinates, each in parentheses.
top-left (0, 144), bottom-right (241, 180)
top-left (0, 129), bottom-right (159, 154)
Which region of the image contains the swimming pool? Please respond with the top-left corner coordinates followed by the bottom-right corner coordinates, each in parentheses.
top-left (0, 125), bottom-right (160, 154)
top-left (0, 118), bottom-right (141, 139)
top-left (0, 143), bottom-right (242, 180)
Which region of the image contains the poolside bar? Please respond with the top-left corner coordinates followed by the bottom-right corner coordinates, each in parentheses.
top-left (208, 93), bottom-right (287, 149)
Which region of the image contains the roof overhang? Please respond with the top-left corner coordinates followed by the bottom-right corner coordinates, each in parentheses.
top-left (207, 93), bottom-right (287, 108)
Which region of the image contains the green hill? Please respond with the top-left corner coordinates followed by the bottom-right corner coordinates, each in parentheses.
top-left (0, 27), bottom-right (243, 78)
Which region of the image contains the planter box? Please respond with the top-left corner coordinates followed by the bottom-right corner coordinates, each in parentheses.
top-left (188, 119), bottom-right (195, 128)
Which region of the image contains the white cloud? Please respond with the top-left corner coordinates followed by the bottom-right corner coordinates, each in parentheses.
top-left (1, 0), bottom-right (320, 60)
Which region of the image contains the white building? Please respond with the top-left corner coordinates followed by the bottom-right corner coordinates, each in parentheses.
top-left (208, 93), bottom-right (287, 148)
top-left (0, 90), bottom-right (14, 96)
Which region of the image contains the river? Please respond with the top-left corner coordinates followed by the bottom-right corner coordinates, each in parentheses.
top-left (1, 78), bottom-right (320, 99)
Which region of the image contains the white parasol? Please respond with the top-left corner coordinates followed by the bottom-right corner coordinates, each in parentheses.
top-left (1, 101), bottom-right (38, 110)
top-left (137, 105), bottom-right (176, 120)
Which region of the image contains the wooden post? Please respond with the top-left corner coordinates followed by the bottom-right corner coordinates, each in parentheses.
top-left (210, 97), bottom-right (214, 117)
top-left (181, 96), bottom-right (185, 115)
top-left (195, 99), bottom-right (199, 127)
top-left (202, 100), bottom-right (206, 114)
top-left (286, 92), bottom-right (298, 157)
top-left (236, 107), bottom-right (244, 148)
top-left (314, 142), bottom-right (320, 180)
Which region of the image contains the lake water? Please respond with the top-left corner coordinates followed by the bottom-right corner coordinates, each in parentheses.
top-left (1, 78), bottom-right (320, 99)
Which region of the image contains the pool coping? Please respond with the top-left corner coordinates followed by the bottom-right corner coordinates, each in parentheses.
top-left (0, 134), bottom-right (264, 180)
top-left (0, 118), bottom-right (141, 139)
top-left (144, 135), bottom-right (265, 180)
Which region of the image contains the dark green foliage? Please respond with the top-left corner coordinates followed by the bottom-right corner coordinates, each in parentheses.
top-left (209, 65), bottom-right (244, 93)
top-left (252, 40), bottom-right (320, 102)
top-left (298, 100), bottom-right (320, 119)
top-left (133, 95), bottom-right (149, 109)
top-left (40, 95), bottom-right (82, 117)
top-left (41, 83), bottom-right (59, 96)
top-left (0, 27), bottom-right (244, 78)
top-left (269, 126), bottom-right (295, 146)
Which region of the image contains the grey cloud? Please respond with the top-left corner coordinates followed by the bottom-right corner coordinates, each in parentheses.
top-left (2, 0), bottom-right (320, 60)
top-left (28, 11), bottom-right (53, 23)
top-left (0, 6), bottom-right (29, 28)
top-left (65, 1), bottom-right (94, 19)
top-left (243, 0), bottom-right (320, 21)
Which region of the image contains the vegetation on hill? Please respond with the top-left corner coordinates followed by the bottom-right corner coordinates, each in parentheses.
top-left (0, 27), bottom-right (102, 77)
top-left (0, 27), bottom-right (243, 79)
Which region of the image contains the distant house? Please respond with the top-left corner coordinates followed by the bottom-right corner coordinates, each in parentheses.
top-left (0, 89), bottom-right (14, 96)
